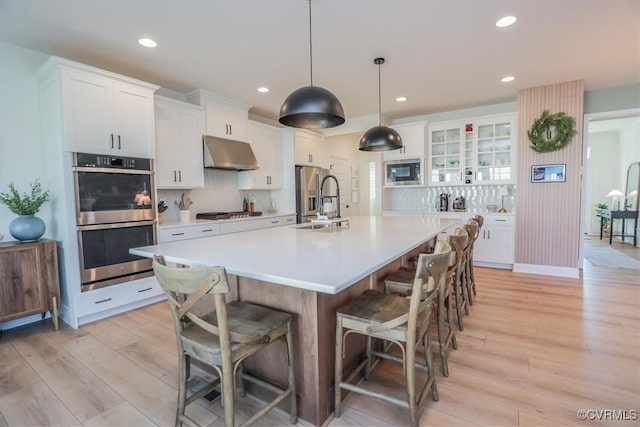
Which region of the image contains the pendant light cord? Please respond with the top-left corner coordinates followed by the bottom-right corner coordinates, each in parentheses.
top-left (308, 0), bottom-right (313, 86)
top-left (377, 60), bottom-right (382, 126)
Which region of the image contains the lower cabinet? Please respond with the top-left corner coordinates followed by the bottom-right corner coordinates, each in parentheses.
top-left (158, 223), bottom-right (221, 243)
top-left (0, 240), bottom-right (61, 329)
top-left (471, 215), bottom-right (515, 265)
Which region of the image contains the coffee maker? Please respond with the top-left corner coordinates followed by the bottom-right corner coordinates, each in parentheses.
top-left (438, 193), bottom-right (450, 212)
top-left (453, 196), bottom-right (466, 211)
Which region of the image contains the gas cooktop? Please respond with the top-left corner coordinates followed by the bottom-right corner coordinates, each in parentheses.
top-left (196, 211), bottom-right (262, 220)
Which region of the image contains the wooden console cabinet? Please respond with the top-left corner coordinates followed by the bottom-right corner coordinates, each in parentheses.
top-left (0, 239), bottom-right (60, 331)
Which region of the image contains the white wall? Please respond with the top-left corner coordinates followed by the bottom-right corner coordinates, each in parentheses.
top-left (585, 131), bottom-right (620, 234)
top-left (0, 42), bottom-right (49, 241)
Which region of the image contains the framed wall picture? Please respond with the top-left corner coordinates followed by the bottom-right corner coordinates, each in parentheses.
top-left (531, 164), bottom-right (566, 183)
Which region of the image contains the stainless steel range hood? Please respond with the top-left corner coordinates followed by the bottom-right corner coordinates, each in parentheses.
top-left (203, 135), bottom-right (260, 170)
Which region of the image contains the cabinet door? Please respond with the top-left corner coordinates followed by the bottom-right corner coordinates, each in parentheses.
top-left (475, 226), bottom-right (515, 264)
top-left (63, 70), bottom-right (113, 154)
top-left (383, 122), bottom-right (426, 160)
top-left (429, 124), bottom-right (463, 184)
top-left (475, 115), bottom-right (515, 184)
top-left (112, 82), bottom-right (155, 158)
top-left (155, 98), bottom-right (204, 189)
top-left (0, 245), bottom-right (44, 320)
top-left (238, 122), bottom-right (282, 190)
top-left (204, 99), bottom-right (248, 141)
top-left (294, 130), bottom-right (322, 166)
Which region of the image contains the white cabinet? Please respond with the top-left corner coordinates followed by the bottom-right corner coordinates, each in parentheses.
top-left (219, 215), bottom-right (296, 235)
top-left (294, 129), bottom-right (323, 167)
top-left (155, 96), bottom-right (205, 189)
top-left (158, 223), bottom-right (221, 243)
top-left (238, 121), bottom-right (282, 190)
top-left (428, 113), bottom-right (516, 186)
top-left (186, 89), bottom-right (249, 142)
top-left (55, 63), bottom-right (157, 157)
top-left (382, 122), bottom-right (427, 160)
top-left (470, 215), bottom-right (515, 266)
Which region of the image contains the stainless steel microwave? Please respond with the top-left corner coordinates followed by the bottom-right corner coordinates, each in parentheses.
top-left (384, 158), bottom-right (424, 186)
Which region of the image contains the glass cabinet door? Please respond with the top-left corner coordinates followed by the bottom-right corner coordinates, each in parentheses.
top-left (475, 120), bottom-right (513, 183)
top-left (430, 126), bottom-right (462, 183)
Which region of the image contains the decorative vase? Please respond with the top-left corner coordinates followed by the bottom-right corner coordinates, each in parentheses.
top-left (158, 212), bottom-right (164, 225)
top-left (9, 215), bottom-right (46, 242)
top-left (179, 209), bottom-right (190, 223)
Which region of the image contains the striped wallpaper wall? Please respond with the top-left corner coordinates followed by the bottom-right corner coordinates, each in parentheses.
top-left (515, 80), bottom-right (584, 269)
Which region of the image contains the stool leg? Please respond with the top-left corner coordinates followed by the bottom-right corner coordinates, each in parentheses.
top-left (423, 331), bottom-right (438, 402)
top-left (365, 336), bottom-right (372, 380)
top-left (406, 342), bottom-right (417, 427)
top-left (237, 362), bottom-right (246, 398)
top-left (334, 317), bottom-right (344, 418)
top-left (446, 292), bottom-right (457, 350)
top-left (285, 323), bottom-right (298, 424)
top-left (177, 352), bottom-right (187, 427)
top-left (453, 275), bottom-right (465, 331)
top-left (436, 294), bottom-right (448, 377)
top-left (221, 357), bottom-right (235, 427)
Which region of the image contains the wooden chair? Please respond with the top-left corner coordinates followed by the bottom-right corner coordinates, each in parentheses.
top-left (470, 215), bottom-right (484, 296)
top-left (334, 251), bottom-right (449, 427)
top-left (462, 220), bottom-right (480, 307)
top-left (382, 241), bottom-right (458, 376)
top-left (152, 256), bottom-right (297, 427)
top-left (448, 231), bottom-right (470, 331)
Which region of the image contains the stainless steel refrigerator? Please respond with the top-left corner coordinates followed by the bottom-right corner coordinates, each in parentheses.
top-left (295, 166), bottom-right (330, 223)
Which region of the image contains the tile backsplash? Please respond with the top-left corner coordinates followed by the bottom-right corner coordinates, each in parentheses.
top-left (157, 169), bottom-right (272, 222)
top-left (384, 184), bottom-right (517, 213)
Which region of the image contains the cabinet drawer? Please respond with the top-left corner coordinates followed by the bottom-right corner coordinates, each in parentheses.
top-left (260, 215), bottom-right (296, 228)
top-left (483, 215), bottom-right (515, 226)
top-left (75, 277), bottom-right (162, 317)
top-left (158, 223), bottom-right (220, 242)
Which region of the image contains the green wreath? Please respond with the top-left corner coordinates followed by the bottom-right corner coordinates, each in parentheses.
top-left (528, 110), bottom-right (577, 153)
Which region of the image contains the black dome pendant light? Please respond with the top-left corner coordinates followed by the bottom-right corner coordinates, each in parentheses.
top-left (279, 0), bottom-right (345, 129)
top-left (359, 57), bottom-right (403, 151)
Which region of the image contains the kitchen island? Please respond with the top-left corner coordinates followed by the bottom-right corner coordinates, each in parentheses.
top-left (131, 215), bottom-right (457, 425)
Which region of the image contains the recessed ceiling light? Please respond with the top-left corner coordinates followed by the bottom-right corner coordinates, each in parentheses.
top-left (138, 38), bottom-right (157, 48)
top-left (501, 76), bottom-right (515, 83)
top-left (257, 87), bottom-right (270, 93)
top-left (396, 96), bottom-right (407, 102)
top-left (496, 16), bottom-right (517, 28)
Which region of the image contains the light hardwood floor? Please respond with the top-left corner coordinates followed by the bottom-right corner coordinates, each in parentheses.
top-left (1, 262), bottom-right (638, 427)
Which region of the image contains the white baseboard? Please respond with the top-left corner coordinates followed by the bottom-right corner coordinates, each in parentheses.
top-left (513, 263), bottom-right (579, 278)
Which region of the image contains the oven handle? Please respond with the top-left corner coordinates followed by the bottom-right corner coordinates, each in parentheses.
top-left (77, 220), bottom-right (156, 231)
top-left (73, 166), bottom-right (153, 175)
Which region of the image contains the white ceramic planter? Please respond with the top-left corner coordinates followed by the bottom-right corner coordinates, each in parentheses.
top-left (179, 210), bottom-right (191, 223)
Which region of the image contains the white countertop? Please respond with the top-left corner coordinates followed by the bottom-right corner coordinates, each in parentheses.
top-left (132, 215), bottom-right (456, 295)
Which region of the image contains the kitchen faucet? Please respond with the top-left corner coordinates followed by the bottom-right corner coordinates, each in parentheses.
top-left (320, 174), bottom-right (341, 219)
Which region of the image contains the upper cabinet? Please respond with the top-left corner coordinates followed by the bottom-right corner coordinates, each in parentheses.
top-left (38, 57), bottom-right (158, 158)
top-left (382, 122), bottom-right (427, 160)
top-left (155, 96), bottom-right (205, 189)
top-left (294, 129), bottom-right (323, 167)
top-left (185, 89), bottom-right (250, 142)
top-left (428, 113), bottom-right (516, 186)
top-left (238, 121), bottom-right (283, 190)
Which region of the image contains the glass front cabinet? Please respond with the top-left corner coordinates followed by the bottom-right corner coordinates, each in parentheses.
top-left (428, 113), bottom-right (516, 186)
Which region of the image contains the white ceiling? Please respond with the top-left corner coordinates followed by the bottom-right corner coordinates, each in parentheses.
top-left (1, 0), bottom-right (639, 123)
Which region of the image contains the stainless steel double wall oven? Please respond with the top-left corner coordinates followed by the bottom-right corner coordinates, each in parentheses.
top-left (73, 152), bottom-right (156, 291)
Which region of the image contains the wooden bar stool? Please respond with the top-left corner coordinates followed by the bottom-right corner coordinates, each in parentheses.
top-left (153, 256), bottom-right (297, 427)
top-left (448, 231), bottom-right (469, 331)
top-left (469, 215), bottom-right (484, 296)
top-left (334, 251), bottom-right (449, 427)
top-left (462, 220), bottom-right (480, 307)
top-left (382, 241), bottom-right (459, 376)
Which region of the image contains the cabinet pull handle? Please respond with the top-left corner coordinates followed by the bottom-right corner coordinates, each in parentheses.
top-left (286, 218), bottom-right (293, 222)
top-left (118, 135), bottom-right (121, 149)
top-left (137, 287), bottom-right (153, 293)
top-left (309, 154), bottom-right (312, 163)
top-left (201, 229), bottom-right (213, 232)
top-left (229, 124), bottom-right (232, 135)
top-left (95, 298), bottom-right (112, 304)
top-left (178, 170), bottom-right (182, 182)
top-left (271, 220), bottom-right (279, 224)
top-left (110, 134), bottom-right (114, 148)
top-left (483, 230), bottom-right (486, 239)
top-left (173, 170), bottom-right (177, 182)
top-left (171, 232), bottom-right (185, 236)
top-left (496, 219), bottom-right (506, 222)
top-left (487, 230), bottom-right (491, 239)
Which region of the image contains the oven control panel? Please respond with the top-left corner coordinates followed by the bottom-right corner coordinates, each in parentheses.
top-left (75, 152), bottom-right (151, 171)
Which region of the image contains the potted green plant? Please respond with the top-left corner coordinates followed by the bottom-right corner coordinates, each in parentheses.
top-left (0, 180), bottom-right (50, 242)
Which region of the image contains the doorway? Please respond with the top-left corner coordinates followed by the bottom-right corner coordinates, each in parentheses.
top-left (581, 108), bottom-right (640, 268)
